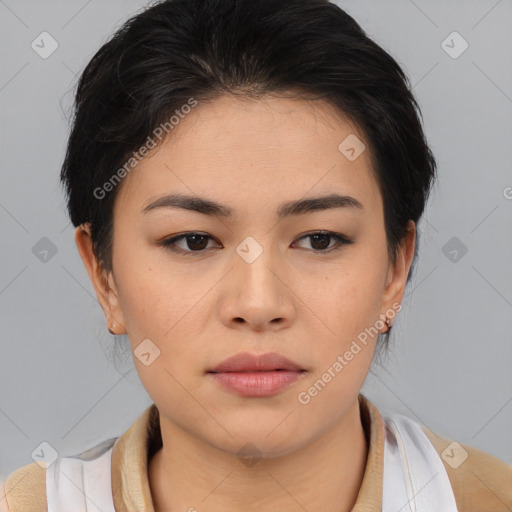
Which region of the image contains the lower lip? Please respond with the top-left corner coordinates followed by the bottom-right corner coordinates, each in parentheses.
top-left (208, 370), bottom-right (305, 397)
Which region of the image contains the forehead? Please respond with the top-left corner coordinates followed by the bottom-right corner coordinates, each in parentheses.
top-left (113, 94), bottom-right (382, 222)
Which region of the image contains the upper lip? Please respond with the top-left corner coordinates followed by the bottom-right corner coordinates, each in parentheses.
top-left (208, 352), bottom-right (305, 373)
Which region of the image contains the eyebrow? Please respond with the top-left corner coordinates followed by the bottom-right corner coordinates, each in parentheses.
top-left (141, 192), bottom-right (364, 219)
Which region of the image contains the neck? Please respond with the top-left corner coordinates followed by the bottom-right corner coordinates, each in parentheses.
top-left (148, 396), bottom-right (369, 512)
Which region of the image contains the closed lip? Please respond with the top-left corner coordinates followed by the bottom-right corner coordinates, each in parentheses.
top-left (207, 352), bottom-right (305, 373)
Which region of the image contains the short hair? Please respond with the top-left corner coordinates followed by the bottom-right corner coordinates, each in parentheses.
top-left (60, 0), bottom-right (437, 355)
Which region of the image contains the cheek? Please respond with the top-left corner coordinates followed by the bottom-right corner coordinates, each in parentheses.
top-left (318, 262), bottom-right (385, 335)
top-left (303, 275), bottom-right (384, 390)
top-left (114, 264), bottom-right (204, 402)
top-left (113, 256), bottom-right (209, 367)
top-left (112, 239), bottom-right (179, 326)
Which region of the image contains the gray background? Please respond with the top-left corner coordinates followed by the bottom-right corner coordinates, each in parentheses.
top-left (1, 0), bottom-right (511, 481)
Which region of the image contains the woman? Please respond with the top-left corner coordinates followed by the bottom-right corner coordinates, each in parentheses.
top-left (2, 0), bottom-right (511, 510)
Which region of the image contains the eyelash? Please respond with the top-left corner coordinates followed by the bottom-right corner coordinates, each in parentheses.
top-left (159, 231), bottom-right (354, 255)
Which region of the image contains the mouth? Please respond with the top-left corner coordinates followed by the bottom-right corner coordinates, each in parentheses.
top-left (206, 369), bottom-right (307, 397)
top-left (207, 351), bottom-right (306, 374)
top-left (205, 352), bottom-right (307, 397)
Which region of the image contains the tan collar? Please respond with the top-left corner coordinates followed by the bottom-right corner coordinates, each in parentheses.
top-left (111, 393), bottom-right (385, 511)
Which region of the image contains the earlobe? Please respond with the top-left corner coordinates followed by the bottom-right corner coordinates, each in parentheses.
top-left (74, 224), bottom-right (127, 335)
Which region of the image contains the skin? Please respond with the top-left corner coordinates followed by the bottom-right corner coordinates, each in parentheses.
top-left (75, 94), bottom-right (415, 512)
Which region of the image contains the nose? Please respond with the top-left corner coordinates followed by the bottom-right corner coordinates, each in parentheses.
top-left (219, 238), bottom-right (295, 332)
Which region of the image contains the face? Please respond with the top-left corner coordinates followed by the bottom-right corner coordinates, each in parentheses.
top-left (76, 94), bottom-right (414, 457)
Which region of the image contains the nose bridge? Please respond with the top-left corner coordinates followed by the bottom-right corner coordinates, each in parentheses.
top-left (234, 234), bottom-right (280, 289)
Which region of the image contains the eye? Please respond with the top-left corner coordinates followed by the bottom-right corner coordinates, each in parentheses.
top-left (159, 232), bottom-right (220, 254)
top-left (292, 231), bottom-right (354, 252)
top-left (159, 230), bottom-right (353, 255)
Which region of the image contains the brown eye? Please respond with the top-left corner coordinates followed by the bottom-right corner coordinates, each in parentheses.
top-left (293, 231), bottom-right (353, 252)
top-left (160, 232), bottom-right (219, 254)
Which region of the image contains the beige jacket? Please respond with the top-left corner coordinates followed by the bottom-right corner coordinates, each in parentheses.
top-left (1, 394), bottom-right (511, 511)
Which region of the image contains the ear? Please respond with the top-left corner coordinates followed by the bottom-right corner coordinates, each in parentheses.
top-left (74, 223), bottom-right (126, 335)
top-left (380, 220), bottom-right (416, 325)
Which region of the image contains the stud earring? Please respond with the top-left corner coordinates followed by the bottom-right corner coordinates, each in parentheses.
top-left (108, 323), bottom-right (116, 335)
top-left (385, 316), bottom-right (392, 329)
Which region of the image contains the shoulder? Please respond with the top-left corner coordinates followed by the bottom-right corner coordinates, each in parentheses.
top-left (421, 425), bottom-right (512, 511)
top-left (0, 462), bottom-right (47, 512)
